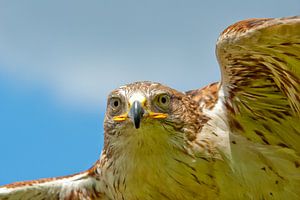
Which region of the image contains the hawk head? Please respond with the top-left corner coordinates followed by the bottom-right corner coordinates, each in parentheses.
top-left (103, 81), bottom-right (206, 158)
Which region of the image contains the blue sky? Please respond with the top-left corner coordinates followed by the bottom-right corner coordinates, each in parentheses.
top-left (0, 1), bottom-right (299, 185)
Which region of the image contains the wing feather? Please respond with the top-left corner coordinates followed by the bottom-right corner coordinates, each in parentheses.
top-left (0, 168), bottom-right (106, 200)
top-left (185, 82), bottom-right (219, 110)
top-left (216, 16), bottom-right (300, 152)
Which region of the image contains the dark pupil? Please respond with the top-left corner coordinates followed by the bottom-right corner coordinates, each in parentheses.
top-left (160, 96), bottom-right (167, 104)
top-left (113, 100), bottom-right (119, 107)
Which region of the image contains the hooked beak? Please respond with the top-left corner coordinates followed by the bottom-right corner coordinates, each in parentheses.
top-left (128, 100), bottom-right (145, 129)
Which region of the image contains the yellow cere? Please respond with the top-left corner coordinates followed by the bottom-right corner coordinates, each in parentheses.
top-left (148, 112), bottom-right (168, 119)
top-left (113, 114), bottom-right (128, 121)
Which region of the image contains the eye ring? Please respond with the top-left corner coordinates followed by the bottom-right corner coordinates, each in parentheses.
top-left (154, 93), bottom-right (171, 110)
top-left (109, 97), bottom-right (122, 111)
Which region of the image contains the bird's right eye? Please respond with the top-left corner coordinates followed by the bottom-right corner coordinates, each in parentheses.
top-left (109, 97), bottom-right (122, 112)
top-left (110, 97), bottom-right (121, 108)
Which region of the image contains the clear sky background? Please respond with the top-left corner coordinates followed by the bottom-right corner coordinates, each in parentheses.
top-left (0, 1), bottom-right (299, 185)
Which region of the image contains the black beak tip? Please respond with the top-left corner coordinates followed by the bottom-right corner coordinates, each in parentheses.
top-left (134, 121), bottom-right (140, 129)
top-left (130, 101), bottom-right (144, 129)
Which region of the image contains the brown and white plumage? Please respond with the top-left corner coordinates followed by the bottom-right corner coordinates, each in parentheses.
top-left (1, 16), bottom-right (300, 200)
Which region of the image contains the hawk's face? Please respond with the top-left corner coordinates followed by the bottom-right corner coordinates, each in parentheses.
top-left (103, 81), bottom-right (203, 155)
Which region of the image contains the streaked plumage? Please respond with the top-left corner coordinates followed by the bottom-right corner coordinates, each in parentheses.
top-left (1, 16), bottom-right (299, 200)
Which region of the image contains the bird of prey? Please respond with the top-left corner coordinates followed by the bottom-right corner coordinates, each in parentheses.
top-left (0, 16), bottom-right (300, 200)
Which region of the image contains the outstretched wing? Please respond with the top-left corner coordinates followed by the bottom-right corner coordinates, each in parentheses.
top-left (216, 16), bottom-right (300, 152)
top-left (0, 166), bottom-right (106, 200)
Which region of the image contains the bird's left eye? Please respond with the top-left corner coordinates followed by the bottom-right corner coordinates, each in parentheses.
top-left (154, 93), bottom-right (170, 110)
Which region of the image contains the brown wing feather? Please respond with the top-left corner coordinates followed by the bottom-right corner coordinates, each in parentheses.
top-left (2, 171), bottom-right (86, 189)
top-left (0, 164), bottom-right (106, 200)
top-left (186, 82), bottom-right (219, 110)
top-left (216, 16), bottom-right (300, 151)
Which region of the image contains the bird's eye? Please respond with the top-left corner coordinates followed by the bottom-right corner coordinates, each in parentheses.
top-left (109, 97), bottom-right (122, 111)
top-left (154, 93), bottom-right (170, 110)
